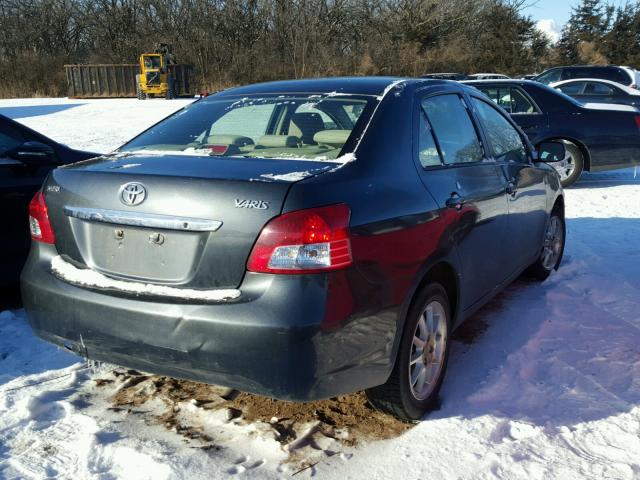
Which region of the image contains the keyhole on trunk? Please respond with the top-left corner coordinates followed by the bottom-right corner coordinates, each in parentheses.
top-left (114, 229), bottom-right (124, 240)
top-left (149, 232), bottom-right (165, 245)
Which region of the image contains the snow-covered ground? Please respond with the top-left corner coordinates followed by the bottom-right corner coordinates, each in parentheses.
top-left (1, 98), bottom-right (639, 479)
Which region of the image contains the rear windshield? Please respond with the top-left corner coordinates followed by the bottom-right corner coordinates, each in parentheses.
top-left (120, 94), bottom-right (375, 161)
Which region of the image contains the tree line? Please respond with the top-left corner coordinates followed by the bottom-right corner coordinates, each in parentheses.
top-left (558, 0), bottom-right (640, 66)
top-left (0, 0), bottom-right (638, 98)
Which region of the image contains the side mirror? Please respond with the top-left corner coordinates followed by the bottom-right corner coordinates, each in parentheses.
top-left (537, 141), bottom-right (566, 163)
top-left (7, 141), bottom-right (56, 164)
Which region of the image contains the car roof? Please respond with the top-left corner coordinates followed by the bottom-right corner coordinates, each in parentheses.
top-left (548, 65), bottom-right (624, 69)
top-left (210, 76), bottom-right (476, 98)
top-left (214, 77), bottom-right (408, 97)
top-left (463, 79), bottom-right (531, 85)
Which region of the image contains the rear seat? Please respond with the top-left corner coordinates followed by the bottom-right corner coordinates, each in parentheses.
top-left (206, 134), bottom-right (254, 146)
top-left (255, 135), bottom-right (300, 148)
top-left (313, 129), bottom-right (350, 147)
top-left (288, 113), bottom-right (325, 145)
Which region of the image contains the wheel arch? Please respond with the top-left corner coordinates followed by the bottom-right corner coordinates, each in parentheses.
top-left (552, 194), bottom-right (565, 216)
top-left (389, 257), bottom-right (462, 371)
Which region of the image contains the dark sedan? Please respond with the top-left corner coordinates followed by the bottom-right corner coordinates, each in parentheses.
top-left (22, 78), bottom-right (565, 420)
top-left (465, 79), bottom-right (640, 186)
top-left (551, 79), bottom-right (640, 108)
top-left (0, 114), bottom-right (97, 285)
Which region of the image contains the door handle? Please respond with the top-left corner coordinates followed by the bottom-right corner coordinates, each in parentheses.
top-left (445, 192), bottom-right (465, 210)
top-left (506, 179), bottom-right (517, 196)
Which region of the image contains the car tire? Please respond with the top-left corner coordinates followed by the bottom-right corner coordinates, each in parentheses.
top-left (366, 283), bottom-right (451, 422)
top-left (524, 207), bottom-right (565, 281)
top-left (555, 141), bottom-right (584, 188)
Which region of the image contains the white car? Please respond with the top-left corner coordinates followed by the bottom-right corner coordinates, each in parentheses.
top-left (535, 65), bottom-right (640, 89)
top-left (550, 78), bottom-right (640, 108)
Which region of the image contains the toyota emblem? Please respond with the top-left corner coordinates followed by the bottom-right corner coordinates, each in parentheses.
top-left (120, 182), bottom-right (147, 206)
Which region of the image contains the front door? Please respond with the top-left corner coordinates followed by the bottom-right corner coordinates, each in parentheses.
top-left (414, 92), bottom-right (510, 309)
top-left (470, 96), bottom-right (549, 270)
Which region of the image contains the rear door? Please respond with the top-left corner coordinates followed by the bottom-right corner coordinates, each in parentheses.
top-left (469, 96), bottom-right (548, 270)
top-left (582, 81), bottom-right (617, 104)
top-left (0, 118), bottom-right (55, 283)
top-left (413, 91), bottom-right (510, 309)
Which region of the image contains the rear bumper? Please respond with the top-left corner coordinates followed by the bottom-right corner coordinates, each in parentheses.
top-left (21, 243), bottom-right (396, 401)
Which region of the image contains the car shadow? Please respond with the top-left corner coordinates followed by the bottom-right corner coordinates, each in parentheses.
top-left (436, 215), bottom-right (640, 428)
top-left (570, 168), bottom-right (640, 189)
top-left (1, 103), bottom-right (85, 119)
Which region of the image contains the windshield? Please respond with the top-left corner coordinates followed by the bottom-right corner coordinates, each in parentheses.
top-left (120, 94), bottom-right (375, 161)
top-left (143, 56), bottom-right (162, 69)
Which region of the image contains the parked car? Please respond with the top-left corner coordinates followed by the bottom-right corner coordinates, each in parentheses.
top-left (421, 73), bottom-right (471, 80)
top-left (0, 114), bottom-right (97, 285)
top-left (22, 77), bottom-right (567, 421)
top-left (533, 65), bottom-right (640, 89)
top-left (468, 73), bottom-right (510, 80)
top-left (465, 79), bottom-right (640, 186)
top-left (550, 78), bottom-right (640, 108)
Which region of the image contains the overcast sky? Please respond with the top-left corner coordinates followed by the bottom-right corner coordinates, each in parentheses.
top-left (523, 0), bottom-right (628, 43)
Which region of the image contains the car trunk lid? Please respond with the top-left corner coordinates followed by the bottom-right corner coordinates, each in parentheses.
top-left (45, 153), bottom-right (335, 289)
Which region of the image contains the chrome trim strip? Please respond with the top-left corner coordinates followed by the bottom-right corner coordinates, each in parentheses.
top-left (64, 206), bottom-right (222, 232)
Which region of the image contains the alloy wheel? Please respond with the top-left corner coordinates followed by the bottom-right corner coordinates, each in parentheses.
top-left (541, 215), bottom-right (564, 270)
top-left (409, 300), bottom-right (448, 401)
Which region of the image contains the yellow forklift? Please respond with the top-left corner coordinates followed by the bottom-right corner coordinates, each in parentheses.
top-left (136, 44), bottom-right (193, 100)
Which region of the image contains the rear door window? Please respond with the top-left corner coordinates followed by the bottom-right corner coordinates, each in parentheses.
top-left (471, 98), bottom-right (528, 163)
top-left (421, 94), bottom-right (483, 165)
top-left (509, 88), bottom-right (536, 114)
top-left (585, 82), bottom-right (616, 95)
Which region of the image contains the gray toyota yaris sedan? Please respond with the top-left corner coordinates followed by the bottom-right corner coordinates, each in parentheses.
top-left (22, 77), bottom-right (566, 420)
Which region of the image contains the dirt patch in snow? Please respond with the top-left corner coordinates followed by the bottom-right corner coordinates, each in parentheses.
top-left (104, 369), bottom-right (410, 451)
top-left (227, 391), bottom-right (410, 444)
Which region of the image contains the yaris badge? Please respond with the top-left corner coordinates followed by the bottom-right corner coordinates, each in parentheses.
top-left (120, 182), bottom-right (147, 206)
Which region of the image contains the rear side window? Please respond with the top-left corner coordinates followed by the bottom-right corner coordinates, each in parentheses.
top-left (421, 95), bottom-right (483, 165)
top-left (471, 98), bottom-right (528, 164)
top-left (599, 68), bottom-right (629, 84)
top-left (417, 112), bottom-right (442, 167)
top-left (585, 82), bottom-right (616, 95)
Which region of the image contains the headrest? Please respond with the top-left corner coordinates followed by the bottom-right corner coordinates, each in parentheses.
top-left (313, 129), bottom-right (350, 147)
top-left (256, 135), bottom-right (300, 148)
top-left (206, 134), bottom-right (254, 146)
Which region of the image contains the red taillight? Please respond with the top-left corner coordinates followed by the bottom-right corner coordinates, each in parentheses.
top-left (635, 115), bottom-right (640, 133)
top-left (247, 204), bottom-right (352, 274)
top-left (28, 191), bottom-right (55, 244)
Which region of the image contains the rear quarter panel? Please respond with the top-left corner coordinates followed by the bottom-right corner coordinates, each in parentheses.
top-left (284, 84), bottom-right (461, 371)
